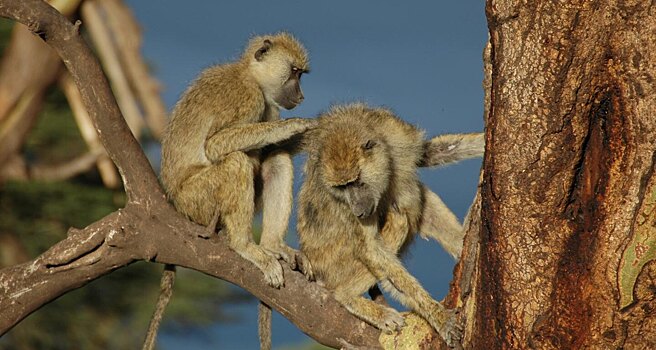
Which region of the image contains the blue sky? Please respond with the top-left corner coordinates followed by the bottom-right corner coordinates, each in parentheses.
top-left (125, 1), bottom-right (488, 349)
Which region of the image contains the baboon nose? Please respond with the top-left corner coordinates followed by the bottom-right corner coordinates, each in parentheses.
top-left (355, 206), bottom-right (374, 219)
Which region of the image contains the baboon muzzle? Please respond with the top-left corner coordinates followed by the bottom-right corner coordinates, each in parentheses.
top-left (276, 78), bottom-right (303, 110)
top-left (346, 186), bottom-right (376, 219)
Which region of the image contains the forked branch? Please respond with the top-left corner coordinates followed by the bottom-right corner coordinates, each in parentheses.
top-left (0, 0), bottom-right (394, 348)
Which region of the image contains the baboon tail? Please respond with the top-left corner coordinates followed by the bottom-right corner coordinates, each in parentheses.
top-left (143, 264), bottom-right (176, 350)
top-left (258, 302), bottom-right (272, 350)
top-left (419, 132), bottom-right (484, 168)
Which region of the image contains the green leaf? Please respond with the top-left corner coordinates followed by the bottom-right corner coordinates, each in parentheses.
top-left (618, 182), bottom-right (656, 308)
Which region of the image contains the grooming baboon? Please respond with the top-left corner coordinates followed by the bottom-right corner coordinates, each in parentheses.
top-left (144, 33), bottom-right (314, 350)
top-left (297, 103), bottom-right (483, 347)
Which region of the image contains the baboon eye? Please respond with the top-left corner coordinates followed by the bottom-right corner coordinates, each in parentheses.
top-left (291, 66), bottom-right (302, 79)
top-left (333, 178), bottom-right (358, 190)
top-left (363, 140), bottom-right (376, 150)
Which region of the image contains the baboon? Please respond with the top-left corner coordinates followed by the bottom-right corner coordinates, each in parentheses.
top-left (144, 33), bottom-right (314, 350)
top-left (297, 103), bottom-right (483, 347)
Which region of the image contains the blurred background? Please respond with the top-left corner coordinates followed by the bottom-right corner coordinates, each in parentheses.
top-left (0, 1), bottom-right (487, 349)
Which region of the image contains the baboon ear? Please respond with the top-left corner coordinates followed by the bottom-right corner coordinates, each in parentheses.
top-left (255, 39), bottom-right (272, 61)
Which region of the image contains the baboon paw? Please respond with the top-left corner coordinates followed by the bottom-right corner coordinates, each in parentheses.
top-left (300, 117), bottom-right (319, 130)
top-left (263, 245), bottom-right (296, 269)
top-left (295, 251), bottom-right (315, 281)
top-left (308, 118), bottom-right (320, 129)
top-left (261, 256), bottom-right (285, 289)
top-left (287, 117), bottom-right (318, 133)
top-left (237, 245), bottom-right (285, 288)
top-left (437, 309), bottom-right (463, 348)
top-left (378, 307), bottom-right (405, 334)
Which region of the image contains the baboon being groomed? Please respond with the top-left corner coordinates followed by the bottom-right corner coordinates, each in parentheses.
top-left (297, 103), bottom-right (484, 347)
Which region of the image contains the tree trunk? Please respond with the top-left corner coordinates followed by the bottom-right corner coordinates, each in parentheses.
top-left (2, 0), bottom-right (655, 349)
top-left (449, 1), bottom-right (656, 349)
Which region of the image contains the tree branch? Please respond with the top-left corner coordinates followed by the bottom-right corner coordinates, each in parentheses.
top-left (0, 0), bottom-right (79, 179)
top-left (99, 0), bottom-right (168, 139)
top-left (1, 151), bottom-right (100, 181)
top-left (0, 204), bottom-right (381, 349)
top-left (0, 1), bottom-right (386, 348)
top-left (81, 0), bottom-right (145, 136)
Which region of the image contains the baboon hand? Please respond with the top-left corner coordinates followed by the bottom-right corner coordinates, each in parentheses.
top-left (263, 243), bottom-right (297, 269)
top-left (263, 244), bottom-right (315, 281)
top-left (260, 250), bottom-right (285, 288)
top-left (436, 308), bottom-right (463, 349)
top-left (377, 307), bottom-right (405, 334)
top-left (295, 251), bottom-right (314, 281)
top-left (285, 117), bottom-right (319, 132)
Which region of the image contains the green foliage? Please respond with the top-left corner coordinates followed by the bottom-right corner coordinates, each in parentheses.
top-left (165, 268), bottom-right (250, 329)
top-left (0, 18), bottom-right (13, 54)
top-left (0, 180), bottom-right (247, 350)
top-left (24, 89), bottom-right (88, 164)
top-left (0, 180), bottom-right (124, 254)
top-left (619, 185), bottom-right (656, 308)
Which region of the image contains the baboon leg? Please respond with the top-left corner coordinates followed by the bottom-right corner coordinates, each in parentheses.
top-left (419, 185), bottom-right (464, 260)
top-left (259, 150), bottom-right (298, 268)
top-left (177, 152), bottom-right (283, 287)
top-left (420, 132), bottom-right (484, 167)
top-left (217, 152), bottom-right (284, 288)
top-left (363, 246), bottom-right (441, 327)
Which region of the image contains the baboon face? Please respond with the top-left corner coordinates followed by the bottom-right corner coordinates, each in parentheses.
top-left (250, 36), bottom-right (308, 110)
top-left (320, 131), bottom-right (391, 219)
top-left (272, 65), bottom-right (304, 110)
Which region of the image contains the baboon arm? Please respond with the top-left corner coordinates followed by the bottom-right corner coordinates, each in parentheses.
top-left (204, 118), bottom-right (315, 162)
top-left (419, 132), bottom-right (484, 167)
top-left (358, 216), bottom-right (413, 284)
top-left (358, 221), bottom-right (436, 311)
top-left (419, 185), bottom-right (464, 260)
top-left (262, 133), bottom-right (306, 156)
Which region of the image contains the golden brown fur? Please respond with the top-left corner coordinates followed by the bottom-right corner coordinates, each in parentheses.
top-left (150, 33), bottom-right (313, 350)
top-left (298, 104), bottom-right (483, 347)
top-left (161, 32), bottom-right (311, 285)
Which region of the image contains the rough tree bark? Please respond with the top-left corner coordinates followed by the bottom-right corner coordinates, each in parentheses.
top-left (5, 0), bottom-right (653, 349)
top-left (447, 1), bottom-right (656, 349)
top-left (0, 1), bottom-right (381, 348)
